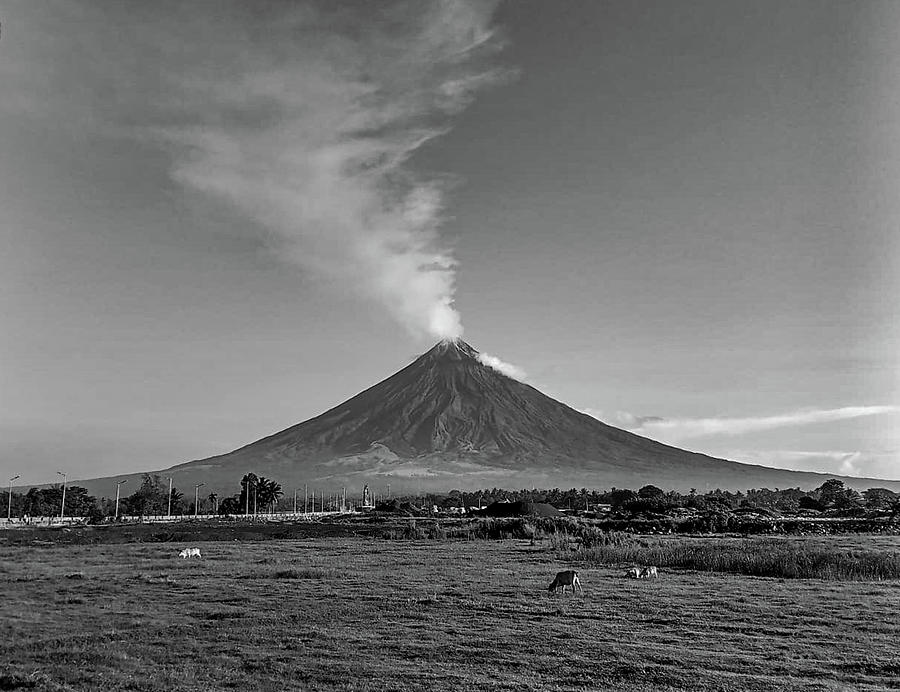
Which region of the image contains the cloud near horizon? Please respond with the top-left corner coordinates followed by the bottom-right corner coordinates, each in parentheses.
top-left (581, 405), bottom-right (900, 479)
top-left (585, 405), bottom-right (900, 442)
top-left (716, 448), bottom-right (900, 481)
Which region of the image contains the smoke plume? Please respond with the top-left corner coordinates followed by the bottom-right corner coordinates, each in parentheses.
top-left (156, 1), bottom-right (507, 339)
top-left (477, 352), bottom-right (527, 381)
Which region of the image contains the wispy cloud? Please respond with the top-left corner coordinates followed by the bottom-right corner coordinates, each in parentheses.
top-left (585, 406), bottom-right (900, 442)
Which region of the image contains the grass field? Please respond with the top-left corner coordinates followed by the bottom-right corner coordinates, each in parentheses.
top-left (2, 535), bottom-right (899, 691)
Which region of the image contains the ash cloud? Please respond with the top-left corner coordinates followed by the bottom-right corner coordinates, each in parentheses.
top-left (150, 0), bottom-right (508, 340)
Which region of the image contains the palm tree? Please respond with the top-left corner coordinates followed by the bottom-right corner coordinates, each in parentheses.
top-left (254, 477), bottom-right (284, 514)
top-left (169, 488), bottom-right (185, 516)
top-left (240, 473), bottom-right (258, 515)
top-left (207, 493), bottom-right (218, 515)
top-left (268, 480), bottom-right (284, 513)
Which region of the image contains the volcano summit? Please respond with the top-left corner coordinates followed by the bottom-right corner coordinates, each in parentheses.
top-left (75, 340), bottom-right (899, 496)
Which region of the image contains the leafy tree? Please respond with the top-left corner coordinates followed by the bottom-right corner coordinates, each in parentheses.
top-left (3, 491), bottom-right (25, 518)
top-left (609, 488), bottom-right (637, 511)
top-left (123, 474), bottom-right (183, 516)
top-left (22, 487), bottom-right (59, 516)
top-left (816, 479), bottom-right (862, 512)
top-left (638, 485), bottom-right (665, 499)
top-left (798, 496), bottom-right (825, 512)
top-left (218, 495), bottom-right (242, 516)
top-left (817, 479), bottom-right (846, 505)
top-left (863, 488), bottom-right (897, 511)
top-left (19, 486), bottom-right (99, 519)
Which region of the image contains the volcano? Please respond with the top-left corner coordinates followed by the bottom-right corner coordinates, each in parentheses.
top-left (73, 339), bottom-right (900, 496)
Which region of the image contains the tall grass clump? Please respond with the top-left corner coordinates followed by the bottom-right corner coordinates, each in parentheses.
top-left (568, 537), bottom-right (900, 580)
top-left (270, 567), bottom-right (335, 580)
top-left (376, 519), bottom-right (449, 540)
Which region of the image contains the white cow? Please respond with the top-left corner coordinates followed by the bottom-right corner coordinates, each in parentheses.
top-left (625, 567), bottom-right (640, 579)
top-left (639, 566), bottom-right (658, 579)
top-left (179, 547), bottom-right (202, 559)
top-left (548, 570), bottom-right (582, 595)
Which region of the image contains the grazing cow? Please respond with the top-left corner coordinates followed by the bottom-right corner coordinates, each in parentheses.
top-left (639, 566), bottom-right (658, 579)
top-left (179, 547), bottom-right (202, 559)
top-left (625, 567), bottom-right (640, 579)
top-left (548, 570), bottom-right (582, 595)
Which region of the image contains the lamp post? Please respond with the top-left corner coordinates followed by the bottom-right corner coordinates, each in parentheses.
top-left (167, 477), bottom-right (173, 517)
top-left (194, 483), bottom-right (204, 518)
top-left (293, 489), bottom-right (298, 515)
top-left (57, 471), bottom-right (67, 522)
top-left (115, 479), bottom-right (127, 520)
top-left (7, 475), bottom-right (19, 521)
top-left (304, 484), bottom-right (308, 514)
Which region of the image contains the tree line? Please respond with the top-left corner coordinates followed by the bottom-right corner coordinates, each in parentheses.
top-left (2, 472), bottom-right (286, 520)
top-left (3, 476), bottom-right (897, 521)
top-left (416, 480), bottom-right (900, 517)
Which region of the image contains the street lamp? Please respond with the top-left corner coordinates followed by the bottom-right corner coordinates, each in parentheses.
top-left (115, 479), bottom-right (128, 520)
top-left (57, 471), bottom-right (67, 522)
top-left (7, 475), bottom-right (19, 521)
top-left (194, 483), bottom-right (205, 518)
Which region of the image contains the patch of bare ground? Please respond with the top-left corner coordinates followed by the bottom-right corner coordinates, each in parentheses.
top-left (0, 537), bottom-right (898, 691)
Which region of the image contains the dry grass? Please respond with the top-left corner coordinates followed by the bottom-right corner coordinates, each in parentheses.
top-left (558, 533), bottom-right (900, 580)
top-left (0, 536), bottom-right (898, 691)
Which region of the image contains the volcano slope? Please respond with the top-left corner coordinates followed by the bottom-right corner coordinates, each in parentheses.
top-left (75, 340), bottom-right (899, 496)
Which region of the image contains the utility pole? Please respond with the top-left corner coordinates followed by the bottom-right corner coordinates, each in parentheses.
top-left (115, 479), bottom-right (127, 520)
top-left (167, 477), bottom-right (173, 517)
top-left (57, 471), bottom-right (67, 522)
top-left (253, 484), bottom-right (257, 516)
top-left (245, 478), bottom-right (250, 516)
top-left (194, 483), bottom-right (204, 518)
top-left (304, 484), bottom-right (308, 514)
top-left (342, 486), bottom-right (346, 512)
top-left (7, 475), bottom-right (19, 521)
top-left (387, 483), bottom-right (391, 500)
top-left (293, 489), bottom-right (297, 514)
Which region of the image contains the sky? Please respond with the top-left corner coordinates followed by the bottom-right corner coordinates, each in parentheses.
top-left (2, 0), bottom-right (899, 486)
